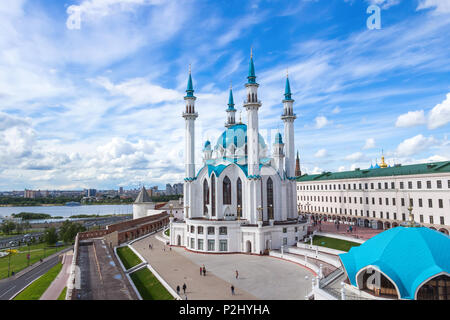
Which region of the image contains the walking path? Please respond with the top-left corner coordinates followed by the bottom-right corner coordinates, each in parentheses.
top-left (40, 251), bottom-right (73, 300)
top-left (132, 233), bottom-right (314, 300)
top-left (311, 222), bottom-right (382, 240)
top-left (132, 235), bottom-right (257, 300)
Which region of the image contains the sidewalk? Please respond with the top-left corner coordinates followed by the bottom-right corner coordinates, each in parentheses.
top-left (132, 234), bottom-right (258, 300)
top-left (311, 222), bottom-right (382, 240)
top-left (40, 250), bottom-right (73, 300)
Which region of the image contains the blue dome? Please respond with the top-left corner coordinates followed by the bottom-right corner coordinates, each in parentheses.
top-left (215, 123), bottom-right (267, 150)
top-left (204, 140), bottom-right (211, 150)
top-left (339, 227), bottom-right (450, 299)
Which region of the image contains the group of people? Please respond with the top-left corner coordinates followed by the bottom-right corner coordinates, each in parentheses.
top-left (199, 265), bottom-right (207, 276)
top-left (176, 283), bottom-right (187, 298)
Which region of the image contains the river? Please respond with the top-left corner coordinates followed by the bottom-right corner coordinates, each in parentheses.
top-left (0, 204), bottom-right (133, 220)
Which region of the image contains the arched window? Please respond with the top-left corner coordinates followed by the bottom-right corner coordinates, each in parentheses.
top-left (223, 176), bottom-right (231, 205)
top-left (203, 179), bottom-right (209, 216)
top-left (237, 178), bottom-right (242, 217)
top-left (211, 174), bottom-right (216, 217)
top-left (267, 178), bottom-right (274, 220)
top-left (417, 274), bottom-right (450, 300)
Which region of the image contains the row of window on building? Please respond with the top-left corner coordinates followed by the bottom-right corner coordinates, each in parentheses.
top-left (308, 205), bottom-right (445, 225)
top-left (187, 238), bottom-right (228, 251)
top-left (298, 179), bottom-right (450, 191)
top-left (299, 195), bottom-right (445, 209)
top-left (188, 225), bottom-right (228, 235)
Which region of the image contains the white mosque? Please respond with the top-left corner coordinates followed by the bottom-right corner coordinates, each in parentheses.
top-left (169, 53), bottom-right (309, 254)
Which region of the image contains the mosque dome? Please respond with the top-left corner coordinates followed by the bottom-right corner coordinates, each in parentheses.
top-left (339, 226), bottom-right (450, 300)
top-left (214, 123), bottom-right (267, 155)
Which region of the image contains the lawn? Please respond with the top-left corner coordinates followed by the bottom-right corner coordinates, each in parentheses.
top-left (13, 262), bottom-right (63, 300)
top-left (312, 235), bottom-right (360, 252)
top-left (57, 287), bottom-right (67, 300)
top-left (164, 228), bottom-right (170, 236)
top-left (0, 243), bottom-right (70, 279)
top-left (130, 267), bottom-right (174, 300)
top-left (116, 246), bottom-right (142, 270)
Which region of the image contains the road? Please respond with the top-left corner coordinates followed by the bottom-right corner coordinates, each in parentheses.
top-left (0, 247), bottom-right (72, 300)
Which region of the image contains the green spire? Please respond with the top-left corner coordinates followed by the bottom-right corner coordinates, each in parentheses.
top-left (185, 65), bottom-right (194, 98)
top-left (247, 48), bottom-right (256, 84)
top-left (228, 84), bottom-right (235, 110)
top-left (284, 72), bottom-right (292, 100)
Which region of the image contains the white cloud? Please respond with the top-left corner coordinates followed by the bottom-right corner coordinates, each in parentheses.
top-left (311, 167), bottom-right (324, 174)
top-left (314, 149), bottom-right (328, 158)
top-left (338, 166), bottom-right (346, 172)
top-left (428, 93), bottom-right (450, 129)
top-left (396, 134), bottom-right (437, 157)
top-left (332, 106), bottom-right (341, 114)
top-left (367, 0), bottom-right (401, 9)
top-left (345, 152), bottom-right (364, 161)
top-left (363, 138), bottom-right (376, 150)
top-left (417, 0), bottom-right (450, 14)
top-left (314, 116), bottom-right (330, 129)
top-left (395, 110), bottom-right (427, 128)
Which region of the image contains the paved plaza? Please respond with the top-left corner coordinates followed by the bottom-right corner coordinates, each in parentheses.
top-left (311, 221), bottom-right (383, 240)
top-left (132, 233), bottom-right (314, 300)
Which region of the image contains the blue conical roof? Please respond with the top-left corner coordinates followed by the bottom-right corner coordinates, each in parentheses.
top-left (185, 71), bottom-right (194, 98)
top-left (227, 87), bottom-right (235, 110)
top-left (247, 54), bottom-right (256, 84)
top-left (275, 132), bottom-right (283, 144)
top-left (284, 76), bottom-right (292, 100)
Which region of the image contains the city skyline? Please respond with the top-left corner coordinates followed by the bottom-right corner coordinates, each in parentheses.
top-left (0, 0), bottom-right (449, 191)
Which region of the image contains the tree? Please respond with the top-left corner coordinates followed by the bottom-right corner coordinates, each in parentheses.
top-left (1, 221), bottom-right (16, 235)
top-left (60, 221), bottom-right (86, 244)
top-left (15, 223), bottom-right (24, 234)
top-left (44, 227), bottom-right (58, 245)
top-left (22, 221), bottom-right (31, 233)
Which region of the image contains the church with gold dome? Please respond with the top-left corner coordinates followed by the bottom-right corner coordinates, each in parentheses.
top-left (169, 53), bottom-right (309, 253)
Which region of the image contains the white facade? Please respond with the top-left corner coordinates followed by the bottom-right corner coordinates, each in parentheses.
top-left (296, 164), bottom-right (450, 234)
top-left (170, 55), bottom-right (309, 253)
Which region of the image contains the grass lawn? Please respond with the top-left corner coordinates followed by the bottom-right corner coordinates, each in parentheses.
top-left (13, 262), bottom-right (63, 300)
top-left (0, 243), bottom-right (70, 280)
top-left (164, 228), bottom-right (170, 236)
top-left (116, 246), bottom-right (142, 270)
top-left (130, 268), bottom-right (174, 300)
top-left (57, 287), bottom-right (67, 300)
top-left (312, 235), bottom-right (360, 252)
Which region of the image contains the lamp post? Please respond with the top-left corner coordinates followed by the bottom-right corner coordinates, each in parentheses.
top-left (269, 204), bottom-right (273, 220)
top-left (237, 204), bottom-right (241, 221)
top-left (7, 243), bottom-right (11, 278)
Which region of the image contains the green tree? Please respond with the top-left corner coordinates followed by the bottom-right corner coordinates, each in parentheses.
top-left (22, 221), bottom-right (31, 233)
top-left (15, 223), bottom-right (24, 234)
top-left (60, 221), bottom-right (86, 244)
top-left (44, 227), bottom-right (58, 245)
top-left (1, 221), bottom-right (16, 235)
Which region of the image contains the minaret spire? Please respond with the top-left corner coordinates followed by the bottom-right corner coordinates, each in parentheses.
top-left (295, 151), bottom-right (301, 177)
top-left (248, 48), bottom-right (256, 84)
top-left (225, 81), bottom-right (236, 128)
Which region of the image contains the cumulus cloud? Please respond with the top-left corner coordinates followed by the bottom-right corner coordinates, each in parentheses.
top-left (417, 0), bottom-right (450, 13)
top-left (314, 116), bottom-right (330, 129)
top-left (314, 149), bottom-right (328, 158)
top-left (367, 0), bottom-right (401, 9)
top-left (345, 152), bottom-right (364, 161)
top-left (428, 93), bottom-right (450, 129)
top-left (396, 134), bottom-right (437, 157)
top-left (363, 138), bottom-right (376, 150)
top-left (395, 110), bottom-right (427, 128)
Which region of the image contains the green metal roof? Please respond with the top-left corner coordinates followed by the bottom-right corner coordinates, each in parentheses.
top-left (297, 161), bottom-right (450, 182)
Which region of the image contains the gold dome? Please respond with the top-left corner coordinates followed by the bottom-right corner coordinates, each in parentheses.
top-left (380, 156), bottom-right (388, 168)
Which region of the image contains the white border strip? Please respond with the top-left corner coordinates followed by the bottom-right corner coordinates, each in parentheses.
top-left (145, 263), bottom-right (181, 300)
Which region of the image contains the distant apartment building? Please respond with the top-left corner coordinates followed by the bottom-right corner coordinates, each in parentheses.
top-left (297, 160), bottom-right (450, 235)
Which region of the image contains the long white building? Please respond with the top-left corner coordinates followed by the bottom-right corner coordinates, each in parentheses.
top-left (296, 158), bottom-right (450, 235)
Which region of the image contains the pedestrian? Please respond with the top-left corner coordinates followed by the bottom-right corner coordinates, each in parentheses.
top-left (231, 285), bottom-right (235, 295)
top-left (202, 266), bottom-right (206, 276)
top-left (235, 270), bottom-right (239, 279)
top-left (183, 283), bottom-right (187, 294)
top-left (177, 285), bottom-right (180, 295)
top-left (200, 266), bottom-right (202, 276)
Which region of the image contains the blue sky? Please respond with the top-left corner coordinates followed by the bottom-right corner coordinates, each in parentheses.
top-left (0, 0), bottom-right (449, 191)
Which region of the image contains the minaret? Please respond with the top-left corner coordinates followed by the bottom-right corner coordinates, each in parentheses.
top-left (281, 71), bottom-right (296, 178)
top-left (244, 49), bottom-right (261, 176)
top-left (182, 66), bottom-right (198, 219)
top-left (295, 151), bottom-right (301, 177)
top-left (243, 49), bottom-right (262, 223)
top-left (273, 132), bottom-right (285, 177)
top-left (225, 84), bottom-right (236, 128)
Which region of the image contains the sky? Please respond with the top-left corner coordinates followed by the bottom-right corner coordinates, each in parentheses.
top-left (0, 0), bottom-right (449, 191)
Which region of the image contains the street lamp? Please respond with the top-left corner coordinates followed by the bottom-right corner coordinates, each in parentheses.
top-left (237, 205), bottom-right (241, 221)
top-left (269, 204), bottom-right (273, 220)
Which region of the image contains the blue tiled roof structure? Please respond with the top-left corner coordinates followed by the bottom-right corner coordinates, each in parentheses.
top-left (339, 226), bottom-right (450, 299)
